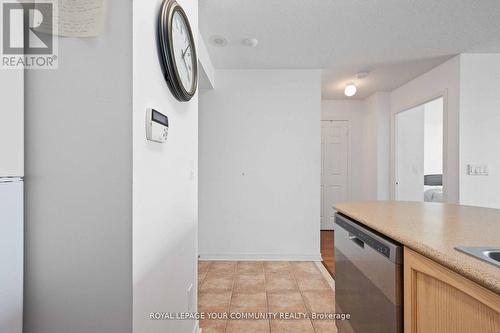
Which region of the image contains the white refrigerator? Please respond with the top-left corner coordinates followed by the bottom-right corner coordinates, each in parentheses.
top-left (0, 69), bottom-right (24, 333)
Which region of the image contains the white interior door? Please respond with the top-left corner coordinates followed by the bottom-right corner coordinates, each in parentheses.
top-left (321, 121), bottom-right (350, 230)
top-left (395, 106), bottom-right (425, 201)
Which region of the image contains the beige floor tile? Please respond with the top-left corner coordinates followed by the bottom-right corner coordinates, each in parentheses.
top-left (200, 272), bottom-right (234, 291)
top-left (312, 319), bottom-right (338, 333)
top-left (227, 319), bottom-right (270, 333)
top-left (290, 262), bottom-right (321, 274)
top-left (198, 261), bottom-right (337, 333)
top-left (198, 270), bottom-right (208, 286)
top-left (198, 291), bottom-right (232, 314)
top-left (267, 291), bottom-right (306, 313)
top-left (234, 273), bottom-right (266, 293)
top-left (199, 261), bottom-right (212, 275)
top-left (302, 290), bottom-right (335, 313)
top-left (263, 261), bottom-right (291, 273)
top-left (200, 319), bottom-right (227, 333)
top-left (237, 261), bottom-right (264, 274)
top-left (265, 272), bottom-right (298, 291)
top-left (292, 269), bottom-right (322, 281)
top-left (230, 292), bottom-right (268, 313)
top-left (209, 261), bottom-right (237, 275)
top-left (270, 319), bottom-right (315, 333)
top-left (296, 276), bottom-right (331, 291)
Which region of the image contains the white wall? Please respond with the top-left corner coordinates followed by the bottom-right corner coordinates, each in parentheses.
top-left (24, 1), bottom-right (199, 332)
top-left (424, 98), bottom-right (444, 175)
top-left (362, 97), bottom-right (378, 200)
top-left (322, 95), bottom-right (390, 202)
top-left (322, 100), bottom-right (364, 201)
top-left (390, 56), bottom-right (460, 203)
top-left (459, 54), bottom-right (500, 209)
top-left (199, 70), bottom-right (321, 261)
top-left (395, 105), bottom-right (425, 201)
top-left (362, 92), bottom-right (391, 200)
top-left (198, 31), bottom-right (216, 90)
top-left (133, 1), bottom-right (199, 333)
top-left (24, 1), bottom-right (133, 332)
top-left (322, 54), bottom-right (500, 207)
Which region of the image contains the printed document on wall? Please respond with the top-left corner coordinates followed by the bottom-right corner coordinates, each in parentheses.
top-left (36, 0), bottom-right (107, 37)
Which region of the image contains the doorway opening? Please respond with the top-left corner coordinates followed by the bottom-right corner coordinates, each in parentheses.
top-left (395, 97), bottom-right (444, 202)
top-left (320, 120), bottom-right (350, 277)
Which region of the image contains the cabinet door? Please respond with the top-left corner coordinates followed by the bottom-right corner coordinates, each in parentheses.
top-left (404, 247), bottom-right (500, 333)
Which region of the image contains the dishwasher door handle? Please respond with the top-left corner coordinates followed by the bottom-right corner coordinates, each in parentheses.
top-left (348, 233), bottom-right (365, 249)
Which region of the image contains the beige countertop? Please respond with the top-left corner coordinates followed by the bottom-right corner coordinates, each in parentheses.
top-left (334, 201), bottom-right (500, 294)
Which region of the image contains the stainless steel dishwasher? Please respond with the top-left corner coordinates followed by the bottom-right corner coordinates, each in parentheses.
top-left (334, 213), bottom-right (403, 333)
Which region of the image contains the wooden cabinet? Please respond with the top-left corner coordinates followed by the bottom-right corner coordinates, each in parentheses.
top-left (404, 247), bottom-right (500, 333)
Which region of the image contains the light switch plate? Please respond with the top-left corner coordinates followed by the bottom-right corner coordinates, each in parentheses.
top-left (467, 164), bottom-right (489, 176)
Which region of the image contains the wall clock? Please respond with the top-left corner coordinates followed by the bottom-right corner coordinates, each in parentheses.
top-left (158, 0), bottom-right (198, 102)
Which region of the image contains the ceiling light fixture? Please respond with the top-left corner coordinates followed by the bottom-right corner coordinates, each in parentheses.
top-left (209, 35), bottom-right (228, 47)
top-left (242, 38), bottom-right (259, 47)
top-left (344, 84), bottom-right (357, 97)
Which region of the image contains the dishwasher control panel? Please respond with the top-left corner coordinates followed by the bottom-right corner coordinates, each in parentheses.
top-left (335, 214), bottom-right (392, 259)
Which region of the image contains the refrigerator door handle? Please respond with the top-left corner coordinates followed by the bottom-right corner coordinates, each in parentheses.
top-left (0, 177), bottom-right (23, 183)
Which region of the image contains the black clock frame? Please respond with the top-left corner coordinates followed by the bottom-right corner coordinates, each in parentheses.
top-left (158, 0), bottom-right (198, 102)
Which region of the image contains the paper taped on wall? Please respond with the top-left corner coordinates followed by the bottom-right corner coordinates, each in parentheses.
top-left (35, 0), bottom-right (107, 37)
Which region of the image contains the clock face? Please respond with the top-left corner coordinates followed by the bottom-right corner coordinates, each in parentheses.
top-left (158, 0), bottom-right (197, 102)
top-left (171, 11), bottom-right (194, 93)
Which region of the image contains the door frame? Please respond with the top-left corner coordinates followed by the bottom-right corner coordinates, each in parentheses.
top-left (391, 91), bottom-right (448, 202)
top-left (321, 120), bottom-right (352, 230)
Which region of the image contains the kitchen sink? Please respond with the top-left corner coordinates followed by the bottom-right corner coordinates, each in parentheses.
top-left (455, 246), bottom-right (500, 267)
top-left (486, 250), bottom-right (500, 262)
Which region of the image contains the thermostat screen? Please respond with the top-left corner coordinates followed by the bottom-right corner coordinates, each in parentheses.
top-left (152, 110), bottom-right (168, 126)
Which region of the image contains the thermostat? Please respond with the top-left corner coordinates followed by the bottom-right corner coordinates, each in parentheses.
top-left (146, 108), bottom-right (169, 143)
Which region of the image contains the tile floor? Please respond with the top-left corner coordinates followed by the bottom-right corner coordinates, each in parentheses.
top-left (198, 261), bottom-right (338, 333)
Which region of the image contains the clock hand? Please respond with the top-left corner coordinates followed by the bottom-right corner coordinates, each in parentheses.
top-left (182, 56), bottom-right (192, 74)
top-left (181, 56), bottom-right (192, 86)
top-left (182, 44), bottom-right (191, 58)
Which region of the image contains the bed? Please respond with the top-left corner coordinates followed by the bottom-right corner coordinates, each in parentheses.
top-left (424, 174), bottom-right (443, 202)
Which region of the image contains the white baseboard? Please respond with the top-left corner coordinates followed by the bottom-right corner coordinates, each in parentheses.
top-left (315, 261), bottom-right (335, 291)
top-left (193, 320), bottom-right (200, 333)
top-left (198, 252), bottom-right (322, 262)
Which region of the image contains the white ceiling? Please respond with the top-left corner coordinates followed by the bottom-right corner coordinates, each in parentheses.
top-left (199, 0), bottom-right (500, 99)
